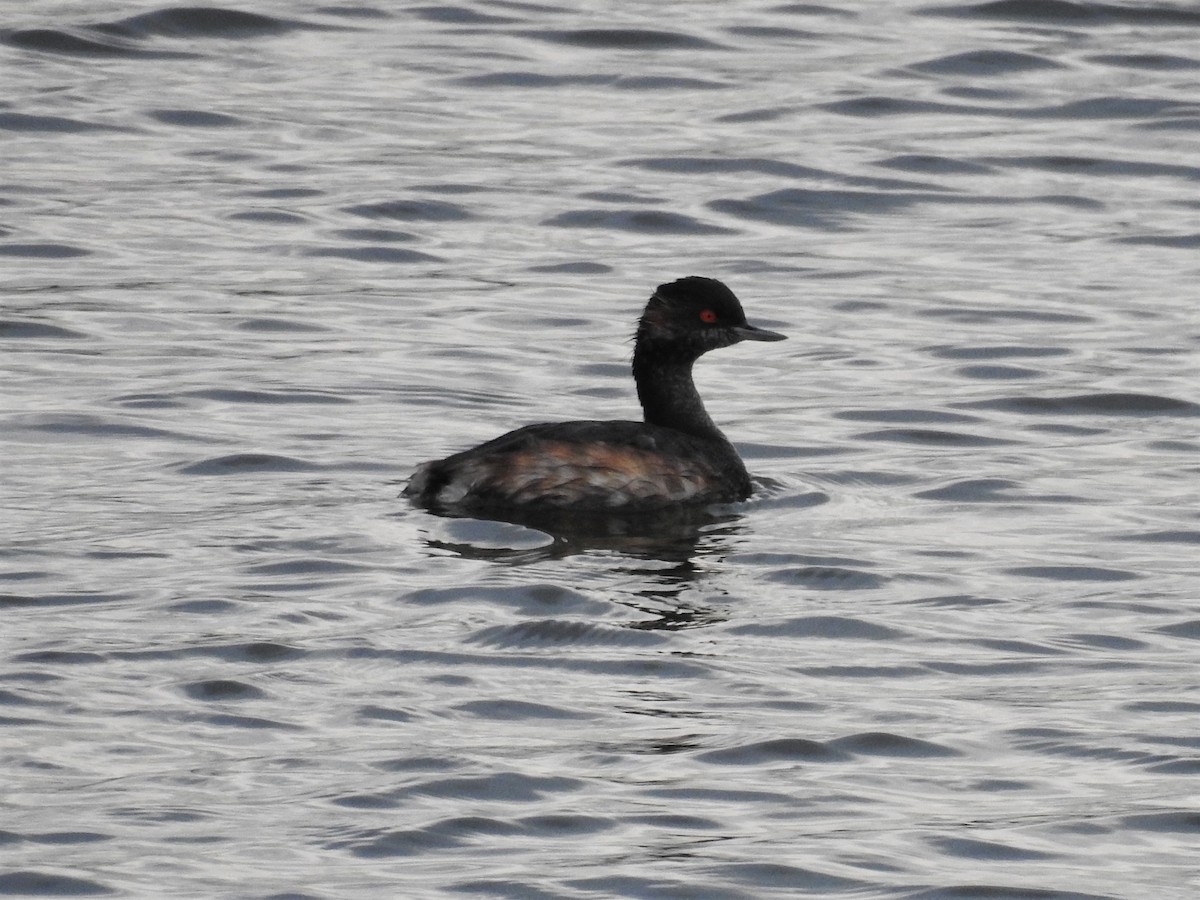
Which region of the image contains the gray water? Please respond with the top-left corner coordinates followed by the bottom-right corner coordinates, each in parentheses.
top-left (3, 2), bottom-right (1200, 898)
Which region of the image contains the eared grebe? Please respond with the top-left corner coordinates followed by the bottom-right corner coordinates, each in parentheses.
top-left (404, 276), bottom-right (786, 512)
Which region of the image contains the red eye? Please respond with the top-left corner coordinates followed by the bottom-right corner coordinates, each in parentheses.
top-left (699, 309), bottom-right (718, 324)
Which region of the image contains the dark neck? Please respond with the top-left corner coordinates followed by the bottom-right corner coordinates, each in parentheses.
top-left (633, 344), bottom-right (725, 441)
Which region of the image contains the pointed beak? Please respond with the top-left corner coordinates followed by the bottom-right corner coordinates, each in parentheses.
top-left (733, 322), bottom-right (787, 342)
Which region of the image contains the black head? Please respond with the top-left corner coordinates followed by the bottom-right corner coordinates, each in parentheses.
top-left (636, 276), bottom-right (786, 358)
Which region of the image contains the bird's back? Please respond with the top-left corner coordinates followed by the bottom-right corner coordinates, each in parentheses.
top-left (404, 420), bottom-right (750, 512)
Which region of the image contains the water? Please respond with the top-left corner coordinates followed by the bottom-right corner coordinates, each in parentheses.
top-left (3, 2), bottom-right (1199, 897)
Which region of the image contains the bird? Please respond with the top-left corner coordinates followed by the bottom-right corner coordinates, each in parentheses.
top-left (404, 276), bottom-right (785, 514)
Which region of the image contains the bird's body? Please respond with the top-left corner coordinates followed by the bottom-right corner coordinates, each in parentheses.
top-left (404, 277), bottom-right (785, 513)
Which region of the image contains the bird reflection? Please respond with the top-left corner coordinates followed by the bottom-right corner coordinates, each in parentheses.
top-left (414, 502), bottom-right (746, 568)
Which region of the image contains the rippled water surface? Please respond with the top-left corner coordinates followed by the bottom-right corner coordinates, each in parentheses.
top-left (4, 2), bottom-right (1199, 897)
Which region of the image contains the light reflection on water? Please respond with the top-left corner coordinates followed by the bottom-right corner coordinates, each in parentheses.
top-left (3, 1), bottom-right (1199, 897)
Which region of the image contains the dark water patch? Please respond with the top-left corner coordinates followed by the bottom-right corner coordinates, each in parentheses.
top-left (855, 428), bottom-right (1018, 447)
top-left (332, 791), bottom-right (403, 810)
top-left (915, 594), bottom-right (1008, 608)
top-left (962, 392), bottom-right (1199, 417)
top-left (0, 111), bottom-right (124, 134)
top-left (730, 615), bottom-right (901, 640)
top-left (357, 705), bottom-right (415, 724)
top-left (1005, 565), bottom-right (1139, 582)
top-left (0, 27), bottom-right (197, 59)
top-left (235, 317), bottom-right (329, 333)
top-left (1156, 619), bottom-right (1200, 640)
top-left (167, 598), bottom-right (239, 614)
top-left (1145, 759), bottom-right (1200, 775)
top-left (1028, 193), bottom-right (1104, 210)
top-left (414, 772), bottom-right (583, 803)
top-left (1, 592), bottom-right (124, 611)
top-left (227, 210), bottom-right (307, 224)
top-left (820, 96), bottom-right (983, 118)
top-left (1138, 116), bottom-right (1200, 132)
top-left (956, 364), bottom-right (1043, 380)
top-left (451, 878), bottom-right (568, 900)
top-left (922, 0), bottom-right (1200, 27)
top-left (182, 679), bottom-right (267, 701)
top-left (373, 756), bottom-right (457, 774)
top-left (710, 188), bottom-right (928, 229)
top-left (469, 619), bottom-right (668, 648)
top-left (523, 29), bottom-right (725, 51)
top-left (625, 155), bottom-right (942, 191)
top-left (976, 638), bottom-right (1068, 656)
top-left (944, 85), bottom-right (1025, 102)
top-left (706, 862), bottom-right (865, 893)
top-left (1026, 97), bottom-right (1200, 120)
top-left (12, 650), bottom-right (106, 665)
top-left (517, 813), bottom-right (614, 837)
top-left (822, 94), bottom-right (1196, 122)
top-left (983, 154), bottom-right (1200, 181)
top-left (836, 408), bottom-right (980, 424)
top-left (772, 3), bottom-right (856, 16)
top-left (830, 732), bottom-right (961, 757)
top-left (527, 261), bottom-right (612, 274)
top-left (343, 198), bottom-right (472, 221)
top-left (543, 208), bottom-right (734, 235)
top-left (1088, 53), bottom-right (1200, 71)
top-left (698, 738), bottom-right (851, 765)
top-left (200, 713), bottom-right (302, 730)
top-left (247, 187), bottom-right (325, 199)
top-left (1125, 700), bottom-right (1200, 713)
top-left (614, 75), bottom-right (727, 91)
top-left (350, 824), bottom-right (484, 858)
top-left (1063, 632), bottom-right (1146, 651)
top-left (1114, 233), bottom-right (1200, 249)
top-left (643, 785), bottom-right (799, 805)
top-left (0, 870), bottom-right (116, 896)
top-left (928, 344), bottom-right (1069, 360)
top-left (924, 659), bottom-right (1052, 676)
top-left (332, 227), bottom-right (418, 243)
top-left (315, 5), bottom-right (389, 19)
top-left (0, 571), bottom-right (52, 582)
top-left (27, 415), bottom-right (192, 441)
top-left (453, 699), bottom-right (591, 720)
top-left (917, 479), bottom-right (1025, 502)
top-left (186, 388), bottom-right (351, 404)
top-left (305, 246), bottom-right (443, 264)
top-left (1120, 811), bottom-right (1200, 833)
top-left (113, 392), bottom-right (183, 409)
top-left (409, 5), bottom-right (520, 25)
top-left (569, 875), bottom-right (750, 900)
top-left (1148, 439), bottom-right (1199, 453)
top-left (623, 812), bottom-right (722, 830)
top-left (910, 49), bottom-right (1065, 76)
top-left (0, 320), bottom-right (88, 339)
top-left (0, 242), bottom-right (91, 258)
top-left (1115, 530), bottom-right (1200, 545)
top-left (904, 886), bottom-right (1109, 900)
top-left (177, 453), bottom-right (323, 475)
top-left (453, 72), bottom-right (610, 89)
top-left (100, 8), bottom-right (343, 40)
top-left (919, 306), bottom-right (1093, 325)
top-left (766, 566), bottom-right (889, 591)
top-left (877, 154), bottom-right (995, 175)
top-left (726, 25), bottom-right (819, 40)
top-left (20, 831), bottom-right (112, 846)
top-left (149, 108), bottom-right (244, 127)
top-left (716, 106), bottom-right (797, 124)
